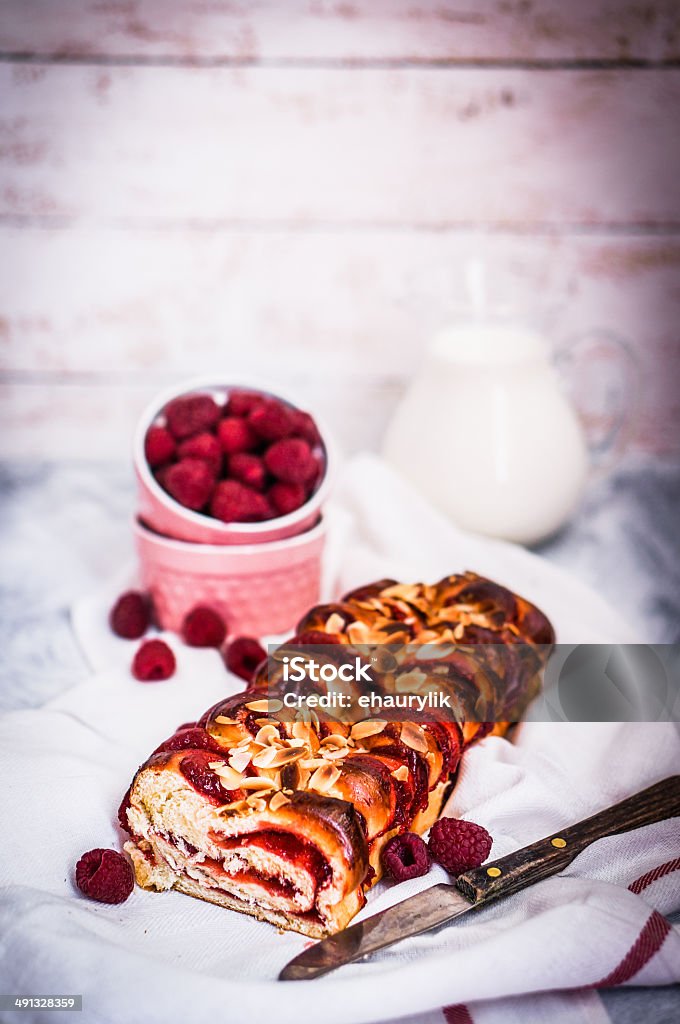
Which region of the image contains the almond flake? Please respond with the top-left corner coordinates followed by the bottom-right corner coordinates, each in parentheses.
top-left (215, 716), bottom-right (239, 725)
top-left (400, 723), bottom-right (428, 754)
top-left (351, 719), bottom-right (387, 741)
top-left (254, 717), bottom-right (280, 728)
top-left (269, 791), bottom-right (290, 812)
top-left (218, 799), bottom-right (249, 815)
top-left (212, 764), bottom-right (246, 789)
top-left (240, 777), bottom-right (277, 792)
top-left (254, 724), bottom-right (280, 747)
top-left (395, 670), bottom-right (429, 692)
top-left (251, 746), bottom-right (279, 769)
top-left (320, 734), bottom-right (348, 748)
top-left (268, 746), bottom-right (306, 768)
top-left (391, 765), bottom-right (410, 782)
top-left (453, 623), bottom-right (465, 640)
top-left (245, 699), bottom-right (283, 714)
top-left (308, 764), bottom-right (341, 794)
top-left (228, 750), bottom-right (252, 774)
top-left (300, 757), bottom-right (328, 770)
top-left (321, 746), bottom-right (348, 761)
top-left (325, 612), bottom-right (346, 634)
top-left (245, 795), bottom-right (267, 811)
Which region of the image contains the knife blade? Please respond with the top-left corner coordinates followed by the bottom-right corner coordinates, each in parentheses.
top-left (279, 774), bottom-right (680, 981)
top-left (280, 883), bottom-right (474, 981)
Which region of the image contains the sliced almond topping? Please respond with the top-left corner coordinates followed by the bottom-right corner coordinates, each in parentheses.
top-left (245, 795), bottom-right (267, 811)
top-left (254, 724), bottom-right (280, 747)
top-left (400, 722), bottom-right (429, 754)
top-left (228, 749), bottom-right (252, 774)
top-left (395, 670), bottom-right (429, 692)
top-left (240, 776), bottom-right (277, 792)
top-left (286, 737), bottom-right (308, 749)
top-left (218, 799), bottom-right (249, 815)
top-left (215, 715), bottom-right (239, 725)
top-left (268, 746), bottom-right (307, 768)
top-left (300, 757), bottom-right (328, 770)
top-left (321, 745), bottom-right (348, 761)
top-left (351, 719), bottom-right (387, 741)
top-left (325, 612), bottom-right (346, 634)
top-left (346, 620), bottom-right (371, 643)
top-left (320, 733), bottom-right (348, 748)
top-left (254, 717), bottom-right (280, 728)
top-left (251, 746), bottom-right (280, 769)
top-left (391, 765), bottom-right (410, 782)
top-left (282, 788), bottom-right (294, 796)
top-left (296, 767), bottom-right (311, 791)
top-left (211, 764), bottom-right (246, 789)
top-left (245, 698), bottom-right (283, 714)
top-left (269, 791), bottom-right (290, 812)
top-left (308, 764), bottom-right (342, 794)
top-left (453, 622), bottom-right (465, 640)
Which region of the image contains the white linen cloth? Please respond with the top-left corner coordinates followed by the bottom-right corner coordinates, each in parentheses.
top-left (1, 455), bottom-right (678, 1024)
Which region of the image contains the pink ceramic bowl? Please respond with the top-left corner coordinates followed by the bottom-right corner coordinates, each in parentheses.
top-left (133, 377), bottom-right (335, 545)
top-left (135, 516), bottom-right (325, 637)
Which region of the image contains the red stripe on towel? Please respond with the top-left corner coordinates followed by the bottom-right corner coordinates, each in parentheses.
top-left (443, 1005), bottom-right (474, 1024)
top-left (594, 910), bottom-right (671, 988)
top-left (628, 858), bottom-right (680, 894)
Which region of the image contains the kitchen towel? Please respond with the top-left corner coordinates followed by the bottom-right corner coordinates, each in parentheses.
top-left (0, 455), bottom-right (678, 1024)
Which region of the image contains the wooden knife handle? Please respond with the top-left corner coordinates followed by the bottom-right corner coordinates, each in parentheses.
top-left (456, 775), bottom-right (680, 904)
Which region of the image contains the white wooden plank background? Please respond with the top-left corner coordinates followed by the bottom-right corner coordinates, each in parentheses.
top-left (0, 1), bottom-right (678, 459)
top-left (0, 0), bottom-right (678, 62)
top-left (1, 65), bottom-right (678, 226)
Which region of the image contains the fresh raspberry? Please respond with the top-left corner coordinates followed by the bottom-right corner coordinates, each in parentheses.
top-left (164, 458), bottom-right (215, 510)
top-left (165, 394), bottom-right (220, 440)
top-left (178, 432), bottom-right (222, 475)
top-left (181, 605), bottom-right (227, 648)
top-left (265, 438), bottom-right (316, 483)
top-left (75, 848), bottom-right (134, 904)
top-left (290, 409), bottom-right (322, 447)
top-left (144, 425), bottom-right (176, 467)
top-left (109, 591), bottom-right (151, 640)
top-left (381, 832), bottom-right (430, 883)
top-left (179, 750), bottom-right (236, 803)
top-left (217, 416), bottom-right (259, 454)
top-left (117, 787), bottom-right (132, 834)
top-left (248, 399), bottom-right (294, 441)
top-left (224, 636), bottom-right (267, 682)
top-left (428, 818), bottom-right (493, 876)
top-left (269, 481), bottom-right (307, 516)
top-left (225, 389), bottom-right (262, 417)
top-left (132, 639), bottom-right (176, 681)
top-left (210, 480), bottom-right (273, 523)
top-left (229, 452), bottom-right (267, 491)
top-left (153, 726), bottom-right (224, 756)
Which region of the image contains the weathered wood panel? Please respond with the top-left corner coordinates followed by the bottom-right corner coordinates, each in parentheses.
top-left (1, 229), bottom-right (678, 456)
top-left (0, 0), bottom-right (678, 63)
top-left (1, 64), bottom-right (679, 227)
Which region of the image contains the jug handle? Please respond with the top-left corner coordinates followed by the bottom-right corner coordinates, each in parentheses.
top-left (553, 329), bottom-right (639, 474)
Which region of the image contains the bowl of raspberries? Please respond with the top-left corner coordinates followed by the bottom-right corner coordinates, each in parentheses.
top-left (134, 380), bottom-right (332, 545)
top-left (132, 380), bottom-right (332, 635)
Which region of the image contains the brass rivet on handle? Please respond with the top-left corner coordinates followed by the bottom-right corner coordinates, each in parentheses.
top-left (551, 837), bottom-right (567, 848)
top-left (487, 867), bottom-right (502, 877)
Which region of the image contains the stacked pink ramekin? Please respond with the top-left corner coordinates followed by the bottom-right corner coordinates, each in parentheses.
top-left (132, 379), bottom-right (333, 637)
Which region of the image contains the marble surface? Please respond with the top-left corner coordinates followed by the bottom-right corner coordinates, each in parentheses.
top-left (0, 454), bottom-right (678, 713)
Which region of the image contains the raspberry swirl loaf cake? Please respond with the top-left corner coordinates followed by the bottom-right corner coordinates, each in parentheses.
top-left (120, 572), bottom-right (554, 937)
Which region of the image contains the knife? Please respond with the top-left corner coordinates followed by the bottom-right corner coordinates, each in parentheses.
top-left (280, 774), bottom-right (680, 981)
